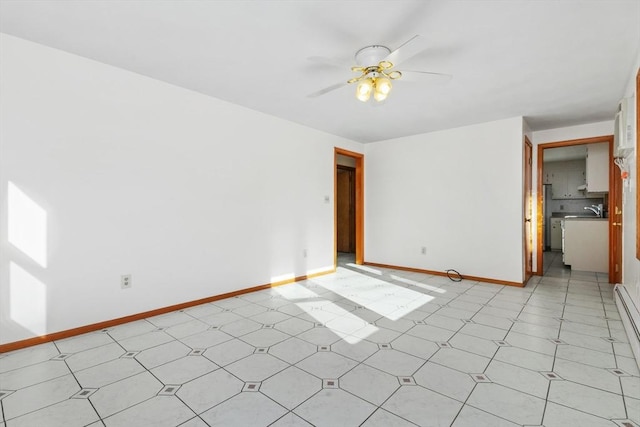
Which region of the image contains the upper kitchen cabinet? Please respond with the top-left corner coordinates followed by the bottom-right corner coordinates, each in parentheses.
top-left (545, 159), bottom-right (586, 199)
top-left (585, 142), bottom-right (609, 193)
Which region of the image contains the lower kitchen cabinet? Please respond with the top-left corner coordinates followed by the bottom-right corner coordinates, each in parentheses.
top-left (563, 219), bottom-right (608, 273)
top-left (550, 218), bottom-right (563, 250)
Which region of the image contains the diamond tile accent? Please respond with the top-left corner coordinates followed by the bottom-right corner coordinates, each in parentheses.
top-left (243, 382), bottom-right (261, 392)
top-left (470, 373), bottom-right (491, 383)
top-left (158, 384), bottom-right (181, 396)
top-left (121, 351), bottom-right (139, 358)
top-left (541, 371), bottom-right (564, 380)
top-left (607, 368), bottom-right (631, 377)
top-left (398, 376), bottom-right (416, 385)
top-left (71, 388), bottom-right (98, 399)
top-left (2, 252), bottom-right (636, 427)
top-left (50, 353), bottom-right (72, 361)
top-left (323, 379), bottom-right (339, 389)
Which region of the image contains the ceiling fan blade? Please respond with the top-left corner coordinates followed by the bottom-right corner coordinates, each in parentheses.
top-left (401, 70), bottom-right (453, 82)
top-left (307, 81), bottom-right (349, 98)
top-left (384, 35), bottom-right (429, 68)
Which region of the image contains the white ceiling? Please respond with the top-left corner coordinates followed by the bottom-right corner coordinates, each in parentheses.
top-left (1, 1), bottom-right (638, 143)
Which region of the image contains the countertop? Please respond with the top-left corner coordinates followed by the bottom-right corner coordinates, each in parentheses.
top-left (551, 211), bottom-right (607, 219)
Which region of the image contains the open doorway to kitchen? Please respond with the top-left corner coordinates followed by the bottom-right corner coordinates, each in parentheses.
top-left (335, 148), bottom-right (364, 267)
top-left (536, 135), bottom-right (621, 284)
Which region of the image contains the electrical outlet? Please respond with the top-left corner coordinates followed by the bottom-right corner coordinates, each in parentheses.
top-left (421, 247), bottom-right (427, 255)
top-left (121, 274), bottom-right (132, 289)
top-left (303, 249), bottom-right (308, 258)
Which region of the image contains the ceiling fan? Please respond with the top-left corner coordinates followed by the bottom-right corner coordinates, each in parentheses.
top-left (308, 35), bottom-right (452, 102)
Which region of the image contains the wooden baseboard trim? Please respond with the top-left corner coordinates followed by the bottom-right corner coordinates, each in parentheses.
top-left (364, 262), bottom-right (524, 288)
top-left (0, 268), bottom-right (335, 354)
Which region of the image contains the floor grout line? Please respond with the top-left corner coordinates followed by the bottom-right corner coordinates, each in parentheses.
top-left (1, 252), bottom-right (636, 426)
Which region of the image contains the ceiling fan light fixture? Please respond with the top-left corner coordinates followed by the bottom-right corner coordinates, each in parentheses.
top-left (376, 76), bottom-right (392, 95)
top-left (373, 76), bottom-right (392, 102)
top-left (387, 70), bottom-right (402, 79)
top-left (373, 88), bottom-right (388, 102)
top-left (356, 77), bottom-right (374, 102)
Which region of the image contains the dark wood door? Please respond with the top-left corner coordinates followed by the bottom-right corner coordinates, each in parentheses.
top-left (337, 166), bottom-right (355, 253)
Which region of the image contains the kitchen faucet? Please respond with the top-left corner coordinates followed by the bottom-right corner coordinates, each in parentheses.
top-left (583, 204), bottom-right (603, 217)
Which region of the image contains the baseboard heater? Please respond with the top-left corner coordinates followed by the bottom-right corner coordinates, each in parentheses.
top-left (614, 284), bottom-right (640, 371)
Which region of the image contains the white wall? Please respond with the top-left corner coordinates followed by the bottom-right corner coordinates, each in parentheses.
top-left (364, 117), bottom-right (525, 284)
top-left (532, 121), bottom-right (614, 144)
top-left (0, 34), bottom-right (363, 345)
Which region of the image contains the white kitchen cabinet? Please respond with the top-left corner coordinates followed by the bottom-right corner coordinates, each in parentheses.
top-left (586, 142), bottom-right (609, 193)
top-left (550, 169), bottom-right (585, 199)
top-left (545, 159), bottom-right (586, 200)
top-left (550, 171), bottom-right (567, 199)
top-left (550, 218), bottom-right (563, 250)
top-left (563, 218), bottom-right (608, 273)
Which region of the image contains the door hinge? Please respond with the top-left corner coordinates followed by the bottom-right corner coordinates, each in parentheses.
top-left (615, 263), bottom-right (619, 273)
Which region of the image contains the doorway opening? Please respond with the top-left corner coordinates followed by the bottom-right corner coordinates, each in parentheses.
top-left (335, 148), bottom-right (364, 267)
top-left (536, 135), bottom-right (621, 284)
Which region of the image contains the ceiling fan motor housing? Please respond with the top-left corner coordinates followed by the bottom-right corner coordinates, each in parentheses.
top-left (355, 45), bottom-right (391, 66)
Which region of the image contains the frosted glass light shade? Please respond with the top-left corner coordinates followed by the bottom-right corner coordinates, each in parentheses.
top-left (356, 78), bottom-right (374, 102)
top-left (373, 77), bottom-right (392, 102)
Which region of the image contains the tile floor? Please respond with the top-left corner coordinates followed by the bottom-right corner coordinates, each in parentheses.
top-left (1, 252), bottom-right (639, 427)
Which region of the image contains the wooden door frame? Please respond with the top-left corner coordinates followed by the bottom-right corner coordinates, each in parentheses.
top-left (535, 135), bottom-right (618, 283)
top-left (335, 148), bottom-right (364, 265)
top-left (524, 136), bottom-right (533, 283)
